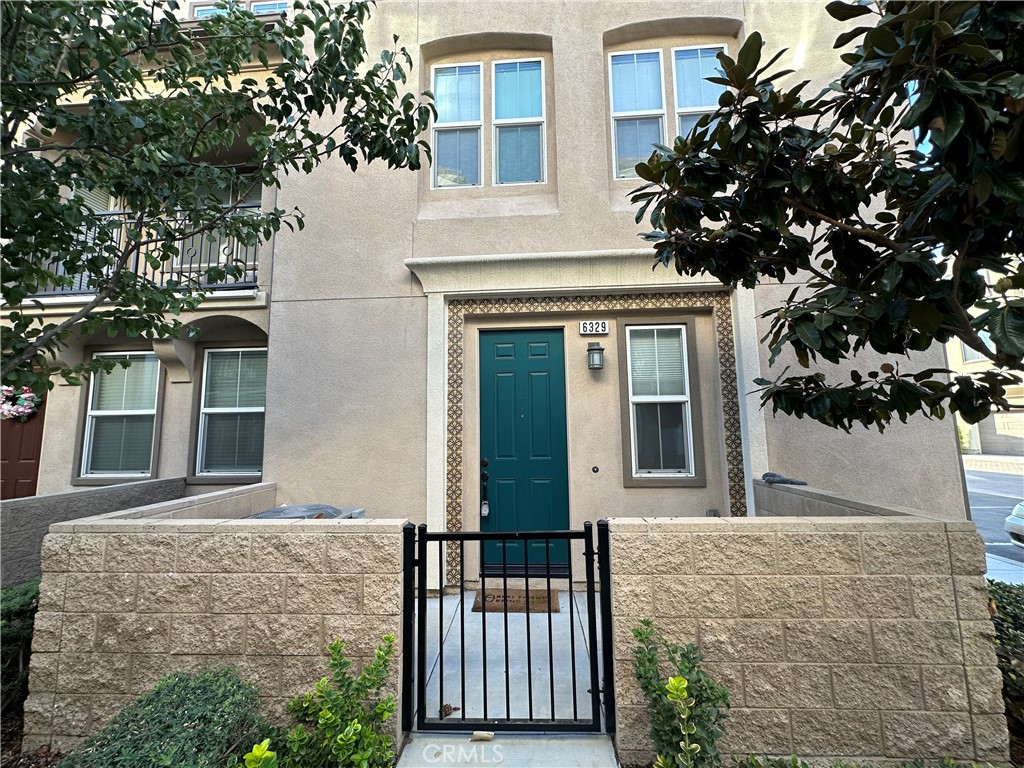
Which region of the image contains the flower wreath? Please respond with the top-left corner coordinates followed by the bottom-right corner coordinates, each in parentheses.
top-left (1, 386), bottom-right (43, 422)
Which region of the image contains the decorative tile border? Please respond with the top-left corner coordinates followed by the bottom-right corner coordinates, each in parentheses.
top-left (445, 291), bottom-right (744, 583)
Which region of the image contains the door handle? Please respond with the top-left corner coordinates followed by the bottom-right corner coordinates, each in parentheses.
top-left (480, 467), bottom-right (490, 517)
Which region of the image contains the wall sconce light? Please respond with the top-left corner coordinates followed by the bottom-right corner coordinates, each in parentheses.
top-left (587, 342), bottom-right (605, 370)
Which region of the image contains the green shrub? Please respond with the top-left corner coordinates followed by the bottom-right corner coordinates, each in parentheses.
top-left (1, 577), bottom-right (39, 713)
top-left (57, 667), bottom-right (266, 768)
top-left (633, 619), bottom-right (730, 768)
top-left (245, 634), bottom-right (397, 768)
top-left (988, 579), bottom-right (1023, 751)
top-left (734, 757), bottom-right (809, 768)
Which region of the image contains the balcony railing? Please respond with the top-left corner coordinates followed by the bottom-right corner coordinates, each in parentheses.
top-left (36, 204), bottom-right (261, 296)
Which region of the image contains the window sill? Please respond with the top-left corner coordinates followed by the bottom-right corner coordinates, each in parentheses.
top-left (187, 474), bottom-right (263, 486)
top-left (73, 475), bottom-right (152, 487)
top-left (623, 475), bottom-right (706, 489)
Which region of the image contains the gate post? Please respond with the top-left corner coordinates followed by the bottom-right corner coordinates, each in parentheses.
top-left (401, 522), bottom-right (416, 733)
top-left (597, 519), bottom-right (616, 735)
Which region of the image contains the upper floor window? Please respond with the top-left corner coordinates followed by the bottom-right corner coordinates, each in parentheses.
top-left (192, 1), bottom-right (287, 18)
top-left (673, 46), bottom-right (726, 137)
top-left (609, 51), bottom-right (664, 180)
top-left (493, 60), bottom-right (545, 185)
top-left (432, 58), bottom-right (546, 188)
top-left (609, 45), bottom-right (726, 179)
top-left (434, 64), bottom-right (483, 187)
top-left (82, 353), bottom-right (161, 477)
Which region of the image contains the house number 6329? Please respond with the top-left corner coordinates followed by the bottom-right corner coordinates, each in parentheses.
top-left (579, 320), bottom-right (609, 335)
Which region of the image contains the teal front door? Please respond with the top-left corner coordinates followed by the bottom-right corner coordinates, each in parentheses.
top-left (479, 329), bottom-right (570, 573)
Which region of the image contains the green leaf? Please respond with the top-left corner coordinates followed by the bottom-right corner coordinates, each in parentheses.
top-left (737, 31), bottom-right (763, 76)
top-left (825, 1), bottom-right (874, 21)
top-left (988, 307), bottom-right (1024, 357)
top-left (795, 322), bottom-right (823, 351)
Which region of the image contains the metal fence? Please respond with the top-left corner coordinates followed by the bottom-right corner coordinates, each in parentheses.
top-left (37, 205), bottom-right (260, 294)
top-left (401, 521), bottom-right (616, 734)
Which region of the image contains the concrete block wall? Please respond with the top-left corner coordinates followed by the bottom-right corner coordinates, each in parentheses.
top-left (22, 517), bottom-right (408, 753)
top-left (608, 516), bottom-right (1009, 766)
top-left (0, 478), bottom-right (186, 586)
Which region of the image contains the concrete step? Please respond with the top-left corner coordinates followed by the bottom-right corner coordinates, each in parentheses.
top-left (397, 732), bottom-right (619, 768)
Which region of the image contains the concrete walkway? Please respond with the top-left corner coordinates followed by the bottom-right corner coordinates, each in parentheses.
top-left (397, 733), bottom-right (619, 768)
top-left (986, 552), bottom-right (1024, 584)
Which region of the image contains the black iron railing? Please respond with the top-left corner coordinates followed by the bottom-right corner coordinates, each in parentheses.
top-left (36, 205), bottom-right (261, 295)
top-left (401, 521), bottom-right (616, 734)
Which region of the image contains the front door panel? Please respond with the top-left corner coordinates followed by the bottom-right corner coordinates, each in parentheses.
top-left (479, 330), bottom-right (569, 571)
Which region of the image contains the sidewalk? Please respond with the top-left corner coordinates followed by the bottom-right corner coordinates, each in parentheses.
top-left (397, 733), bottom-right (618, 768)
top-left (962, 453), bottom-right (1024, 475)
top-left (986, 552), bottom-right (1024, 585)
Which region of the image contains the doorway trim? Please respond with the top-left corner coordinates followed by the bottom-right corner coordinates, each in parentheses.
top-left (444, 291), bottom-right (744, 585)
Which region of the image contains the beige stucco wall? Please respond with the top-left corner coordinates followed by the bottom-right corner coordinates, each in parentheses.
top-left (261, 297), bottom-right (428, 516)
top-left (22, 511), bottom-right (407, 753)
top-left (258, 0), bottom-right (968, 524)
top-left (610, 515), bottom-right (1009, 765)
top-left (18, 0), bottom-right (970, 526)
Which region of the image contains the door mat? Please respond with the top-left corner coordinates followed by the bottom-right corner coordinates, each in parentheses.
top-left (472, 588), bottom-right (560, 613)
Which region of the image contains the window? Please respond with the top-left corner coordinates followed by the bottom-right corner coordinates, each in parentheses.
top-left (609, 51), bottom-right (665, 179)
top-left (433, 64), bottom-right (483, 187)
top-left (625, 325), bottom-right (694, 477)
top-left (82, 353), bottom-right (160, 476)
top-left (192, 1), bottom-right (287, 18)
top-left (609, 45), bottom-right (728, 179)
top-left (961, 330), bottom-right (993, 362)
top-left (493, 60), bottom-right (545, 184)
top-left (432, 57), bottom-right (546, 188)
top-left (197, 348), bottom-right (267, 475)
top-left (673, 46), bottom-right (726, 137)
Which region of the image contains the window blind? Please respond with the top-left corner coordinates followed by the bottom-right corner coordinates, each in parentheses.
top-left (611, 52), bottom-right (663, 113)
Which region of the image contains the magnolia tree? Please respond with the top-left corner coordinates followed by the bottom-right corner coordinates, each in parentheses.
top-left (632, 0), bottom-right (1023, 430)
top-left (1, 0), bottom-right (432, 393)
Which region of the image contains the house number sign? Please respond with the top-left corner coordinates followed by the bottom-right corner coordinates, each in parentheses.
top-left (579, 320), bottom-right (609, 335)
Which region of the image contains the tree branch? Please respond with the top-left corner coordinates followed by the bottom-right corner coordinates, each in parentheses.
top-left (781, 195), bottom-right (907, 253)
top-left (0, 212), bottom-right (143, 380)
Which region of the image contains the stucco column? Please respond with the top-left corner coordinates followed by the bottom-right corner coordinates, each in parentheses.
top-left (425, 291), bottom-right (447, 589)
top-left (732, 287), bottom-right (768, 515)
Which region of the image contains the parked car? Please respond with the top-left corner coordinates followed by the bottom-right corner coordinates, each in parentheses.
top-left (1006, 501), bottom-right (1024, 548)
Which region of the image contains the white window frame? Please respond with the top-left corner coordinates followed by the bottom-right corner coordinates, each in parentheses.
top-left (625, 324), bottom-right (695, 478)
top-left (671, 45), bottom-right (728, 139)
top-left (191, 0), bottom-right (287, 17)
top-left (250, 0), bottom-right (288, 13)
top-left (196, 347), bottom-right (267, 476)
top-left (431, 61), bottom-right (484, 189)
top-left (491, 57), bottom-right (547, 186)
top-left (608, 49), bottom-right (668, 180)
top-left (81, 352), bottom-right (160, 478)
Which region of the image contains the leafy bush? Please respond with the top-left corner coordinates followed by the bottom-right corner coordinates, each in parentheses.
top-left (988, 579), bottom-right (1023, 757)
top-left (1, 578), bottom-right (39, 713)
top-left (633, 619), bottom-right (730, 768)
top-left (246, 634), bottom-right (397, 768)
top-left (734, 757), bottom-right (809, 768)
top-left (57, 667), bottom-right (266, 768)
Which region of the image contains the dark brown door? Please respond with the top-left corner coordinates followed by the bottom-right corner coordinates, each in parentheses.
top-left (1, 398), bottom-right (46, 499)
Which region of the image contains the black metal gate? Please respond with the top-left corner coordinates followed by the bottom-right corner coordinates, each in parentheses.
top-left (401, 521), bottom-right (615, 734)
